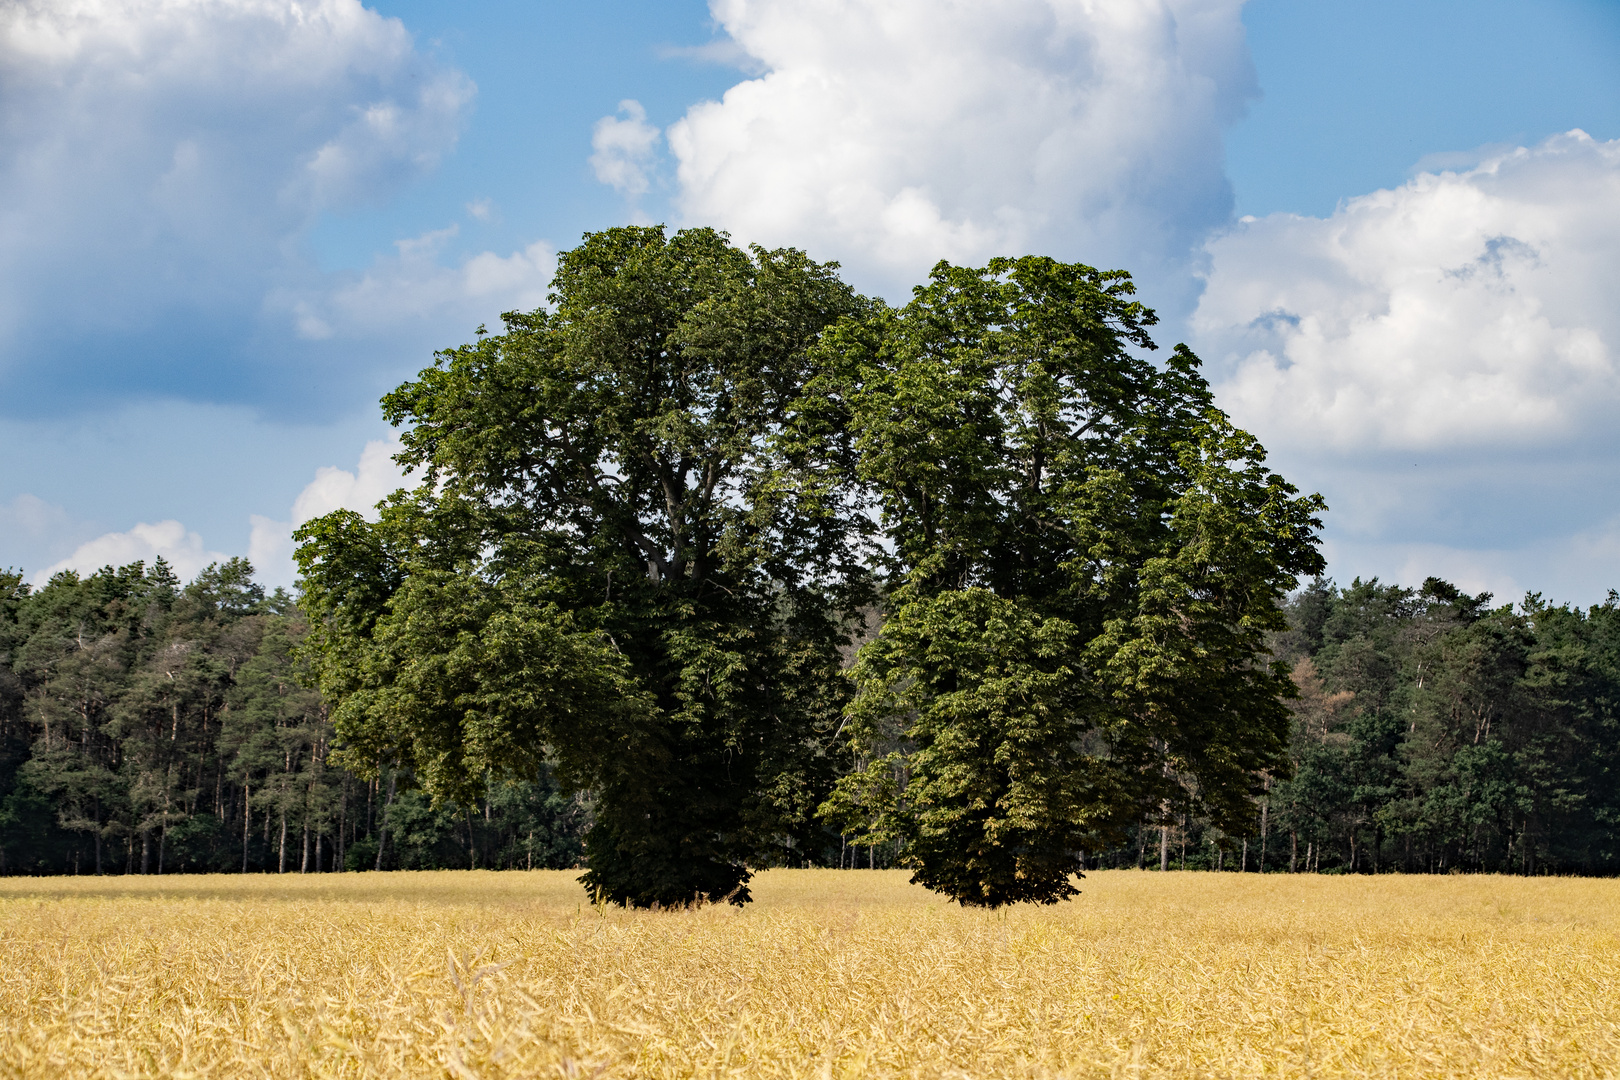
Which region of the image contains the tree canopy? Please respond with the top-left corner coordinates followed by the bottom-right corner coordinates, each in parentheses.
top-left (14, 234), bottom-right (1619, 888)
top-left (294, 228), bottom-right (1326, 907)
top-left (0, 558), bottom-right (586, 876)
top-left (818, 257), bottom-right (1326, 905)
top-left (296, 226), bottom-right (872, 906)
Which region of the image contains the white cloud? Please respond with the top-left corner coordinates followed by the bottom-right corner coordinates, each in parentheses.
top-left (1316, 519), bottom-right (1620, 611)
top-left (35, 520), bottom-right (227, 587)
top-left (0, 494), bottom-right (76, 550)
top-left (1197, 131), bottom-right (1620, 452)
top-left (1188, 132), bottom-right (1620, 603)
top-left (246, 513), bottom-right (297, 590)
top-left (249, 436), bottom-right (419, 588)
top-left (0, 494), bottom-right (99, 576)
top-left (662, 0), bottom-right (1254, 301)
top-left (591, 99), bottom-right (662, 198)
top-left (0, 0), bottom-right (471, 218)
top-left (0, 0), bottom-right (483, 412)
top-left (655, 39), bottom-right (767, 75)
top-left (4, 423), bottom-right (420, 591)
top-left (290, 438), bottom-right (414, 526)
top-left (275, 229), bottom-right (555, 340)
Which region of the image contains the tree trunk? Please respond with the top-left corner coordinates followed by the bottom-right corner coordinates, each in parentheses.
top-left (278, 809), bottom-right (288, 874)
top-left (336, 780), bottom-right (347, 872)
top-left (158, 789), bottom-right (170, 875)
top-left (1241, 837), bottom-right (1248, 872)
top-left (141, 829), bottom-right (151, 875)
top-left (301, 820), bottom-right (310, 873)
top-left (1259, 788), bottom-right (1269, 873)
top-left (374, 769), bottom-right (397, 871)
top-left (1290, 829), bottom-right (1298, 873)
top-left (1159, 826), bottom-right (1169, 872)
top-left (242, 780), bottom-right (251, 873)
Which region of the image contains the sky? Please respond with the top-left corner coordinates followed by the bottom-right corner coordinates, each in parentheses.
top-left (2, 0), bottom-right (1619, 605)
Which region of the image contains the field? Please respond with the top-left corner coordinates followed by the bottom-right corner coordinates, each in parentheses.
top-left (1, 870), bottom-right (1617, 1079)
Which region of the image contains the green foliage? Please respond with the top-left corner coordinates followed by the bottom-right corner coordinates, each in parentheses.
top-left (1262, 578), bottom-right (1620, 874)
top-left (832, 590), bottom-right (1099, 905)
top-left (296, 226), bottom-right (872, 906)
top-left (822, 256), bottom-right (1326, 905)
top-left (0, 559), bottom-right (585, 876)
top-left (0, 557), bottom-right (329, 873)
top-left (295, 240), bottom-right (1337, 907)
top-left (12, 240), bottom-right (1620, 895)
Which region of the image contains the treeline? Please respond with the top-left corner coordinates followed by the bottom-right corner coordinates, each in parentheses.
top-left (1083, 577), bottom-right (1620, 876)
top-left (8, 228), bottom-right (1619, 888)
top-left (4, 561), bottom-right (1618, 877)
top-left (0, 560), bottom-right (586, 875)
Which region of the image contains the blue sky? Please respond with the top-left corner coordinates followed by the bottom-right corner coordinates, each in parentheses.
top-left (3, 0), bottom-right (1619, 602)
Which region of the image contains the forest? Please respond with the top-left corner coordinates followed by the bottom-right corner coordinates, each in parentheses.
top-left (4, 228), bottom-right (1616, 885)
top-left (0, 559), bottom-right (585, 875)
top-left (3, 561), bottom-right (1617, 878)
top-left (1087, 576), bottom-right (1620, 876)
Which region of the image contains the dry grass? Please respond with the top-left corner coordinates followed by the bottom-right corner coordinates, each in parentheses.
top-left (1, 869), bottom-right (1617, 1079)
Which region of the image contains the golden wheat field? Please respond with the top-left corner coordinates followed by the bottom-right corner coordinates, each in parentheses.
top-left (1, 869), bottom-right (1617, 1080)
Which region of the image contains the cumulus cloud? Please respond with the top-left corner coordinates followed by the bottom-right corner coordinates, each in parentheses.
top-left (15, 435), bottom-right (418, 591)
top-left (1319, 519), bottom-right (1620, 612)
top-left (662, 0), bottom-right (1254, 302)
top-left (0, 0), bottom-right (469, 211)
top-left (1190, 132), bottom-right (1620, 602)
top-left (245, 514), bottom-right (298, 589)
top-left (591, 100), bottom-right (662, 198)
top-left (275, 230), bottom-right (555, 342)
top-left (1315, 536), bottom-right (1525, 608)
top-left (1, 494), bottom-right (77, 551)
top-left (0, 494), bottom-right (98, 576)
top-left (1196, 132), bottom-right (1620, 452)
top-left (249, 437), bottom-right (418, 588)
top-left (289, 437), bottom-right (415, 526)
top-left (35, 521), bottom-right (227, 587)
top-left (0, 0), bottom-right (538, 416)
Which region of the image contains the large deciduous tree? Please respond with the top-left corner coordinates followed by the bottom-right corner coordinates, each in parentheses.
top-left (295, 227), bottom-right (872, 907)
top-left (818, 257), bottom-right (1326, 906)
